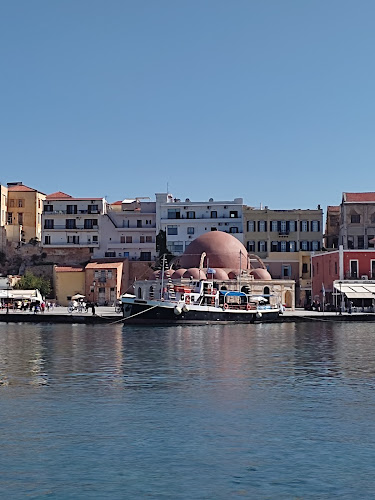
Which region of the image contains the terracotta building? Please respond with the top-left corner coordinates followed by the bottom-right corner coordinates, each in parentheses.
top-left (85, 262), bottom-right (124, 305)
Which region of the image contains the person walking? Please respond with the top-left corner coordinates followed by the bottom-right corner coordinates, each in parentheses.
top-left (91, 303), bottom-right (96, 315)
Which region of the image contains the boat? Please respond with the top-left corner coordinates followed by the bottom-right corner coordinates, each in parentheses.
top-left (121, 276), bottom-right (280, 324)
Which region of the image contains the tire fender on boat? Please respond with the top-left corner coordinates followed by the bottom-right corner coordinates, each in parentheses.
top-left (182, 304), bottom-right (189, 313)
top-left (246, 303), bottom-right (251, 311)
top-left (223, 303), bottom-right (228, 310)
top-left (256, 312), bottom-right (262, 318)
top-left (174, 306), bottom-right (182, 315)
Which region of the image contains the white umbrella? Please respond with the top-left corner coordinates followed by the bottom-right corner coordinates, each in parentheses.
top-left (72, 294), bottom-right (85, 300)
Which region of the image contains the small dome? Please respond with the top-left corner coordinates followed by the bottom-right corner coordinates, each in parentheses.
top-left (209, 268), bottom-right (229, 280)
top-left (183, 268), bottom-right (207, 280)
top-left (171, 268), bottom-right (187, 279)
top-left (228, 271), bottom-right (237, 279)
top-left (250, 269), bottom-right (272, 280)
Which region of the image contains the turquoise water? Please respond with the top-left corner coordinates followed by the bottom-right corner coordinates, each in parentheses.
top-left (1, 322), bottom-right (375, 499)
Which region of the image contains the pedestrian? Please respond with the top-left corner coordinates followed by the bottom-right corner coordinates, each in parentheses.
top-left (91, 303), bottom-right (96, 315)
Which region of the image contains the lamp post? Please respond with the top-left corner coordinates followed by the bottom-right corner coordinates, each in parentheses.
top-left (6, 278), bottom-right (10, 314)
top-left (338, 280), bottom-right (342, 315)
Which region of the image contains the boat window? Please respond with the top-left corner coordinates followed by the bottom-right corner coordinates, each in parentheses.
top-left (138, 287), bottom-right (142, 299)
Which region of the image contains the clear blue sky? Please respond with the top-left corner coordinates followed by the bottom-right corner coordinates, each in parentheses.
top-left (1, 1), bottom-right (374, 210)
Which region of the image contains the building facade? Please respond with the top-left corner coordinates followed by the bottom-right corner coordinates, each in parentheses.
top-left (92, 198), bottom-right (157, 261)
top-left (156, 193), bottom-right (244, 255)
top-left (325, 205), bottom-right (340, 249)
top-left (85, 261), bottom-right (124, 305)
top-left (243, 206), bottom-right (323, 305)
top-left (41, 191), bottom-right (106, 253)
top-left (0, 185), bottom-right (8, 251)
top-left (339, 192), bottom-right (375, 250)
top-left (6, 182), bottom-right (46, 244)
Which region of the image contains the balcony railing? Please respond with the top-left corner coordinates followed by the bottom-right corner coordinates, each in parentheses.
top-left (43, 225), bottom-right (99, 230)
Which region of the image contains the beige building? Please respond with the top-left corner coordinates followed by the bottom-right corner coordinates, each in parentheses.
top-left (339, 192), bottom-right (375, 250)
top-left (0, 184), bottom-right (8, 251)
top-left (54, 266), bottom-right (86, 306)
top-left (6, 182), bottom-right (46, 244)
top-left (85, 262), bottom-right (124, 305)
top-left (243, 206), bottom-right (323, 306)
top-left (325, 205), bottom-right (340, 249)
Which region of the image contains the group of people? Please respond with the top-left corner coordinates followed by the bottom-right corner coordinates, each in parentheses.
top-left (0, 300), bottom-right (55, 313)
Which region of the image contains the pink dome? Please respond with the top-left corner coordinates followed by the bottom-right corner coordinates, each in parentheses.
top-left (208, 268), bottom-right (229, 280)
top-left (228, 271), bottom-right (237, 279)
top-left (180, 231), bottom-right (248, 270)
top-left (183, 268), bottom-right (207, 280)
top-left (250, 268), bottom-right (272, 280)
top-left (171, 268), bottom-right (187, 279)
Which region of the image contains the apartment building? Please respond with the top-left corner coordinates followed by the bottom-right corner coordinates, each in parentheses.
top-left (339, 192), bottom-right (375, 249)
top-left (156, 193), bottom-right (244, 255)
top-left (92, 198), bottom-right (157, 261)
top-left (6, 182), bottom-right (46, 244)
top-left (243, 205), bottom-right (323, 305)
top-left (41, 191), bottom-right (106, 253)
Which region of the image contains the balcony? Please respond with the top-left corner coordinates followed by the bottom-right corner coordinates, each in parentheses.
top-left (43, 225), bottom-right (99, 230)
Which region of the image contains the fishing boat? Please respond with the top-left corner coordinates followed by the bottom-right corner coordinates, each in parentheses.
top-left (121, 276), bottom-right (280, 324)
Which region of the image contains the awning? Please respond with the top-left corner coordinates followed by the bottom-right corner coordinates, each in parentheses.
top-left (219, 291), bottom-right (246, 297)
top-left (334, 282), bottom-right (375, 299)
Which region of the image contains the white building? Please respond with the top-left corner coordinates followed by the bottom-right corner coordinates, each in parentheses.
top-left (42, 192), bottom-right (106, 251)
top-left (155, 193), bottom-right (244, 255)
top-left (92, 198), bottom-right (157, 261)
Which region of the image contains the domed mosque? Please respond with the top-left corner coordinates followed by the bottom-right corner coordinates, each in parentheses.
top-left (169, 231), bottom-right (272, 281)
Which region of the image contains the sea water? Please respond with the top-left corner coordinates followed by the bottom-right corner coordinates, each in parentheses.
top-left (0, 321), bottom-right (375, 499)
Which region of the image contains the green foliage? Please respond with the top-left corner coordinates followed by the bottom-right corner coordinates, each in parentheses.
top-left (14, 271), bottom-right (52, 298)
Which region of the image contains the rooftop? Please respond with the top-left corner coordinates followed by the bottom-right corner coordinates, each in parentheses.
top-left (343, 192), bottom-right (375, 203)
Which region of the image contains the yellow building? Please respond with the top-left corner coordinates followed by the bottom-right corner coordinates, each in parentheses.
top-left (6, 182), bottom-right (46, 244)
top-left (0, 184), bottom-right (8, 250)
top-left (54, 266), bottom-right (86, 306)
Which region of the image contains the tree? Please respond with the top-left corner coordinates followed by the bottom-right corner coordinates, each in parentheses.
top-left (14, 271), bottom-right (52, 298)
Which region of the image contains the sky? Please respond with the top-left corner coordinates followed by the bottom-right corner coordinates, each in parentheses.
top-left (1, 1), bottom-right (375, 211)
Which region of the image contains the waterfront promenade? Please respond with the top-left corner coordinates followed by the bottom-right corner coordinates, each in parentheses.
top-left (0, 307), bottom-right (374, 323)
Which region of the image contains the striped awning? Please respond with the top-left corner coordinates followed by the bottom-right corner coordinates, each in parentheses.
top-left (334, 282), bottom-right (375, 299)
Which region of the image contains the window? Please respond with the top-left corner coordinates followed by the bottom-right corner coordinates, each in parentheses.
top-left (44, 235), bottom-right (51, 245)
top-left (167, 225), bottom-right (178, 235)
top-left (107, 271), bottom-right (112, 278)
top-left (67, 235), bottom-right (79, 244)
top-left (187, 227), bottom-right (194, 235)
top-left (347, 236), bottom-right (354, 249)
top-left (271, 221), bottom-right (278, 232)
top-left (301, 220), bottom-right (308, 232)
top-left (282, 265), bottom-right (291, 278)
top-left (186, 211), bottom-right (195, 219)
top-left (230, 211), bottom-right (238, 218)
top-left (44, 205), bottom-right (53, 212)
top-left (211, 227), bottom-right (217, 231)
top-left (93, 235), bottom-right (98, 242)
top-left (89, 204), bottom-right (99, 214)
top-left (311, 241), bottom-right (320, 251)
top-left (126, 236), bottom-right (132, 243)
top-left (258, 241), bottom-right (267, 252)
top-left (271, 241), bottom-right (278, 252)
top-left (358, 236), bottom-right (364, 249)
top-left (311, 220), bottom-right (320, 232)
top-left (280, 221), bottom-right (287, 234)
top-left (258, 220), bottom-right (266, 232)
top-left (229, 227), bottom-right (239, 233)
top-left (18, 199), bottom-right (24, 208)
top-left (302, 263), bottom-right (308, 274)
top-left (44, 219), bottom-right (54, 229)
top-left (167, 209), bottom-right (180, 219)
top-left (84, 219), bottom-right (98, 229)
top-left (301, 241), bottom-right (309, 251)
top-left (140, 252), bottom-right (151, 261)
top-left (137, 220), bottom-right (142, 228)
top-left (247, 220), bottom-right (255, 232)
top-left (140, 236), bottom-right (145, 243)
top-left (67, 205), bottom-right (77, 214)
top-left (247, 241), bottom-right (255, 252)
top-left (146, 236), bottom-right (152, 243)
top-left (120, 236), bottom-right (125, 243)
top-left (289, 241), bottom-right (296, 252)
top-left (350, 260), bottom-right (358, 278)
top-left (18, 213), bottom-right (23, 224)
top-left (7, 213), bottom-right (12, 224)
top-left (351, 214), bottom-right (360, 223)
top-left (280, 241), bottom-right (287, 252)
top-left (167, 241), bottom-right (184, 253)
top-left (105, 252), bottom-right (116, 257)
top-left (9, 199), bottom-right (15, 208)
top-left (65, 219), bottom-right (76, 229)
top-left (210, 211), bottom-right (217, 218)
top-left (289, 221), bottom-right (296, 232)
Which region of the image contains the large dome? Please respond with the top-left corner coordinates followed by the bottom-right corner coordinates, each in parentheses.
top-left (179, 231), bottom-right (249, 270)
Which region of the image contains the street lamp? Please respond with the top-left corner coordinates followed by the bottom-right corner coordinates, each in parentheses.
top-left (338, 280), bottom-right (342, 315)
top-left (6, 278), bottom-right (10, 315)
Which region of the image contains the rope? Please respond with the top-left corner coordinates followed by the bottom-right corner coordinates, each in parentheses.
top-left (106, 305), bottom-right (159, 325)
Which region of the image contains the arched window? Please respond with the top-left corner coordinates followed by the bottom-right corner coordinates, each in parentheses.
top-left (263, 286), bottom-right (270, 303)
